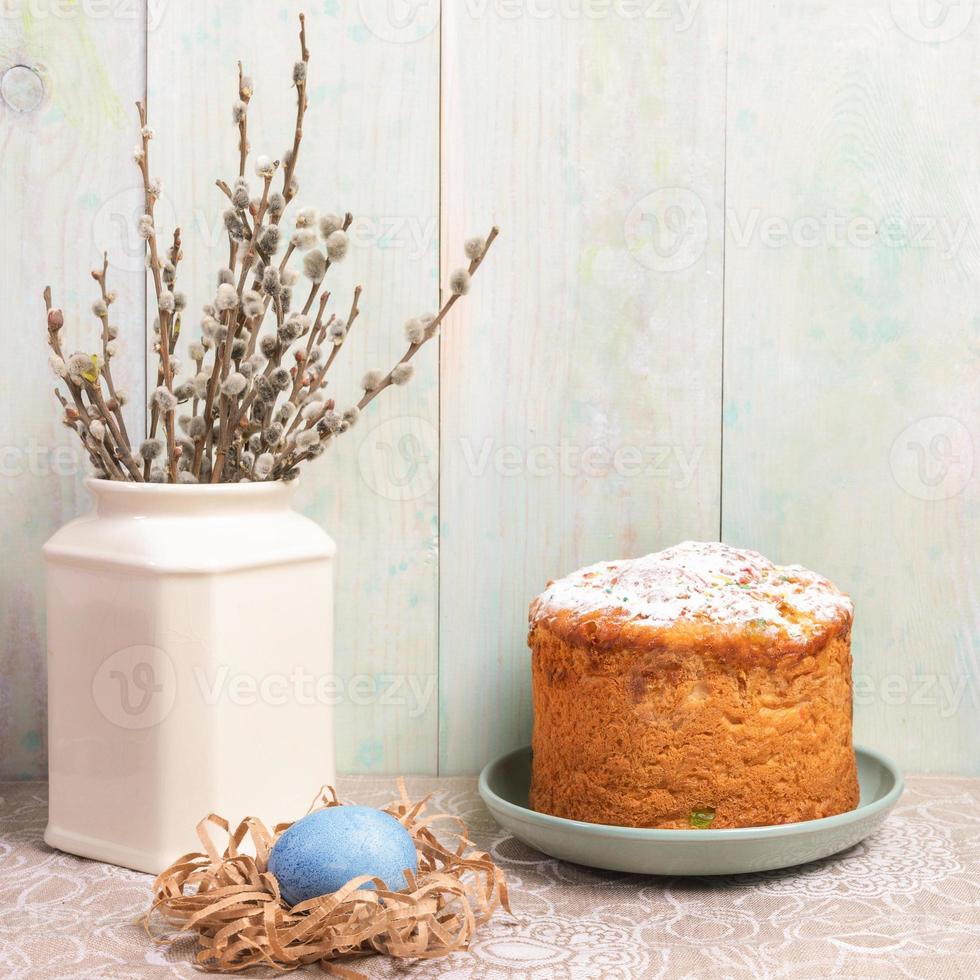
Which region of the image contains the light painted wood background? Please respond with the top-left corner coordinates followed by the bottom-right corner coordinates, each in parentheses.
top-left (1, 1), bottom-right (976, 779)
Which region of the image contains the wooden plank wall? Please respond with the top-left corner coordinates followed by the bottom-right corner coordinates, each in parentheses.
top-left (1, 1), bottom-right (976, 778)
top-left (723, 0), bottom-right (979, 774)
top-left (439, 1), bottom-right (727, 772)
top-left (147, 2), bottom-right (441, 774)
top-left (0, 5), bottom-right (146, 779)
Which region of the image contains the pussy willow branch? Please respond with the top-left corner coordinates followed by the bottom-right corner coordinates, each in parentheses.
top-left (253, 211), bottom-right (352, 340)
top-left (206, 173), bottom-right (276, 482)
top-left (280, 12), bottom-right (308, 207)
top-left (43, 287), bottom-right (130, 481)
top-left (280, 287), bottom-right (361, 448)
top-left (237, 61), bottom-right (250, 178)
top-left (147, 227), bottom-right (182, 460)
top-left (54, 389), bottom-right (104, 473)
top-left (193, 171), bottom-right (271, 480)
top-left (207, 19), bottom-right (313, 482)
top-left (88, 382), bottom-right (143, 481)
top-left (91, 252), bottom-right (131, 451)
top-left (216, 179), bottom-right (253, 240)
top-left (45, 13), bottom-right (498, 486)
top-left (358, 225), bottom-right (499, 412)
top-left (194, 55), bottom-right (276, 481)
top-left (273, 227), bottom-right (499, 478)
top-left (136, 101), bottom-right (178, 482)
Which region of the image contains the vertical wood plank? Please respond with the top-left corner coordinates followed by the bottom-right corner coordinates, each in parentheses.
top-left (439, 3), bottom-right (728, 773)
top-left (5, 0), bottom-right (975, 783)
top-left (724, 0), bottom-right (979, 773)
top-left (0, 6), bottom-right (146, 779)
top-left (148, 3), bottom-right (440, 772)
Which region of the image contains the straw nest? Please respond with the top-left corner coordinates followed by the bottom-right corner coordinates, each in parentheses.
top-left (145, 785), bottom-right (510, 975)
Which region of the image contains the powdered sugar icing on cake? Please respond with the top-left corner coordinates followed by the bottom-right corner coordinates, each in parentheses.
top-left (531, 541), bottom-right (853, 642)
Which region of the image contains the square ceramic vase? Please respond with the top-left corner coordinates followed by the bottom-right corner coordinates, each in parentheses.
top-left (43, 478), bottom-right (336, 874)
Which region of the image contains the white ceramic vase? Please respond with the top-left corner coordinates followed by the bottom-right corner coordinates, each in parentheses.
top-left (43, 478), bottom-right (336, 874)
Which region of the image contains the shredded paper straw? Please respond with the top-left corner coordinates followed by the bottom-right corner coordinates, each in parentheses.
top-left (144, 784), bottom-right (510, 975)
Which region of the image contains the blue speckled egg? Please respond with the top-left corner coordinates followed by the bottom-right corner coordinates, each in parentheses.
top-left (268, 806), bottom-right (417, 905)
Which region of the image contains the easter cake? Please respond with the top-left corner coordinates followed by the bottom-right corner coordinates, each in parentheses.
top-left (528, 541), bottom-right (858, 829)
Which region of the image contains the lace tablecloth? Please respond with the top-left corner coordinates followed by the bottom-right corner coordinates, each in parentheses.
top-left (0, 776), bottom-right (977, 979)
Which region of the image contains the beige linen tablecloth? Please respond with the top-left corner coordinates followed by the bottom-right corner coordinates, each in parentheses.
top-left (0, 776), bottom-right (977, 979)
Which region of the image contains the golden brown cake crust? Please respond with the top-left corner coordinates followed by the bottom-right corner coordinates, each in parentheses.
top-left (529, 542), bottom-right (859, 829)
top-left (530, 541), bottom-right (854, 664)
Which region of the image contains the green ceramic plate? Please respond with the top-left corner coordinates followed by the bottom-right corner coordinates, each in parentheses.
top-left (478, 745), bottom-right (903, 875)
